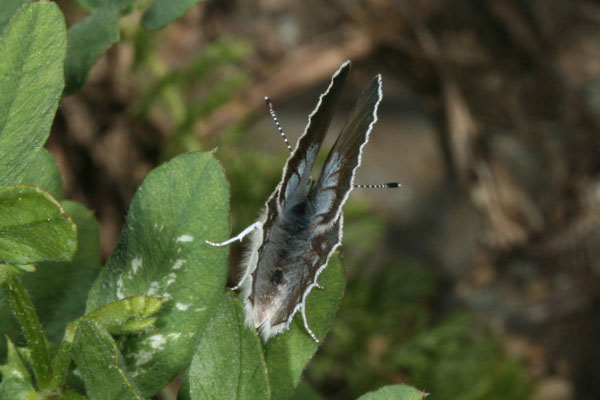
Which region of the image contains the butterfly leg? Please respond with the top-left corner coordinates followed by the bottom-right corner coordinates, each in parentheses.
top-left (205, 221), bottom-right (262, 246)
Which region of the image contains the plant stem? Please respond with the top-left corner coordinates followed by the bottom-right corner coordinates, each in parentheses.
top-left (2, 275), bottom-right (52, 388)
top-left (48, 322), bottom-right (77, 391)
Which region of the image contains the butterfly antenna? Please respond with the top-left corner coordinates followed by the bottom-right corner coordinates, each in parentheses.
top-left (265, 96), bottom-right (293, 153)
top-left (353, 182), bottom-right (401, 189)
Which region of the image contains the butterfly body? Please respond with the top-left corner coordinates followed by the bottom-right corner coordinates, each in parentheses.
top-left (241, 183), bottom-right (342, 340)
top-left (209, 60), bottom-right (383, 342)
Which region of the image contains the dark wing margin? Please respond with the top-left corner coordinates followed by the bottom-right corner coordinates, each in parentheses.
top-left (277, 61), bottom-right (351, 209)
top-left (311, 74), bottom-right (383, 228)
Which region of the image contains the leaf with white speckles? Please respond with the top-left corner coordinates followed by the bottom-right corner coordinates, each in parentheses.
top-left (86, 151), bottom-right (229, 398)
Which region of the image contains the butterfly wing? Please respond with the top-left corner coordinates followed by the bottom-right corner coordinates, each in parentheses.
top-left (252, 73), bottom-right (382, 340)
top-left (311, 74), bottom-right (383, 230)
top-left (244, 62), bottom-right (352, 340)
top-left (276, 61), bottom-right (351, 210)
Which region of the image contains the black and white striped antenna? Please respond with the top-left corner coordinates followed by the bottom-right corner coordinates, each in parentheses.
top-left (354, 183), bottom-right (400, 189)
top-left (264, 97), bottom-right (400, 190)
top-left (265, 97), bottom-right (293, 153)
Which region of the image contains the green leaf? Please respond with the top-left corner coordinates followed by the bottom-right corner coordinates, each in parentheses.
top-left (85, 294), bottom-right (163, 335)
top-left (86, 151), bottom-right (229, 397)
top-left (0, 264), bottom-right (21, 285)
top-left (357, 384), bottom-right (429, 400)
top-left (3, 201), bottom-right (100, 347)
top-left (142, 0), bottom-right (204, 30)
top-left (0, 203), bottom-right (98, 386)
top-left (64, 6), bottom-right (120, 95)
top-left (20, 149), bottom-right (62, 200)
top-left (289, 381), bottom-right (325, 400)
top-left (0, 202), bottom-right (100, 357)
top-left (0, 2), bottom-right (66, 188)
top-left (62, 390), bottom-right (89, 400)
top-left (0, 0), bottom-right (28, 34)
top-left (72, 319), bottom-right (142, 400)
top-left (0, 201), bottom-right (99, 389)
top-left (265, 254), bottom-right (346, 400)
top-left (75, 0), bottom-right (135, 12)
top-left (183, 292), bottom-right (270, 400)
top-left (0, 186), bottom-right (77, 265)
top-left (0, 339), bottom-right (32, 384)
top-left (0, 377), bottom-right (35, 400)
top-left (2, 275), bottom-right (52, 388)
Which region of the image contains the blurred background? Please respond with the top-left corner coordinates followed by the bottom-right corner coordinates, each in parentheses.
top-left (52, 1), bottom-right (600, 399)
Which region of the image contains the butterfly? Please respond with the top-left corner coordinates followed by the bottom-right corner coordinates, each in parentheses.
top-left (207, 60), bottom-right (396, 342)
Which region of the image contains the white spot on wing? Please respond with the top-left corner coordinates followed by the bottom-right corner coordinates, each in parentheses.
top-left (172, 259), bottom-right (186, 270)
top-left (176, 302), bottom-right (190, 311)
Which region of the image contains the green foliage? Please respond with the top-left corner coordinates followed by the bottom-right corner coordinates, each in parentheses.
top-left (0, 0), bottom-right (529, 399)
top-left (72, 319), bottom-right (143, 400)
top-left (178, 255), bottom-right (346, 400)
top-left (130, 35), bottom-right (250, 159)
top-left (358, 384), bottom-right (428, 400)
top-left (307, 263), bottom-right (533, 399)
top-left (0, 1), bottom-right (66, 188)
top-left (2, 274), bottom-right (55, 388)
top-left (64, 5), bottom-right (120, 95)
top-left (25, 201), bottom-right (101, 344)
top-left (0, 186), bottom-right (76, 265)
top-left (0, 340), bottom-right (35, 400)
top-left (75, 0), bottom-right (135, 12)
top-left (2, 2), bottom-right (351, 399)
top-left (0, 0), bottom-right (28, 33)
top-left (0, 201), bottom-right (101, 357)
top-left (142, 0), bottom-right (206, 30)
top-left (21, 149), bottom-right (63, 200)
top-left (392, 314), bottom-right (532, 400)
top-left (84, 294), bottom-right (163, 335)
top-left (85, 151), bottom-right (230, 397)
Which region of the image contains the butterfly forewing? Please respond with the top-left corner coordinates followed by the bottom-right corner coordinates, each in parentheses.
top-left (311, 74), bottom-right (383, 229)
top-left (277, 61), bottom-right (350, 210)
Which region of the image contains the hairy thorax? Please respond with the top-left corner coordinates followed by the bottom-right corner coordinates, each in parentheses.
top-left (250, 201), bottom-right (315, 327)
